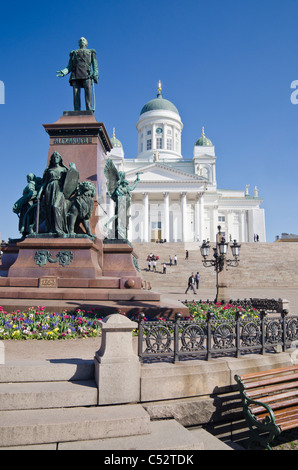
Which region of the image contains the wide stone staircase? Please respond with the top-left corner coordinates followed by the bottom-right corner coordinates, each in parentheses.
top-left (133, 242), bottom-right (298, 289)
top-left (0, 358), bottom-right (232, 450)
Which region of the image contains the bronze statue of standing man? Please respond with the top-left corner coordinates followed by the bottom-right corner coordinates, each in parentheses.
top-left (57, 37), bottom-right (99, 111)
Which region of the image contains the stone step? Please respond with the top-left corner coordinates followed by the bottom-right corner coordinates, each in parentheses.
top-left (0, 287), bottom-right (160, 301)
top-left (0, 416), bottom-right (234, 450)
top-left (0, 404), bottom-right (150, 447)
top-left (58, 419), bottom-right (209, 450)
top-left (133, 242), bottom-right (298, 288)
top-left (0, 379), bottom-right (98, 411)
top-left (0, 360), bottom-right (94, 383)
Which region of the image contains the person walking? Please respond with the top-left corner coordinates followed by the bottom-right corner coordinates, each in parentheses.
top-left (185, 250), bottom-right (189, 260)
top-left (185, 272), bottom-right (197, 294)
top-left (174, 255), bottom-right (177, 265)
top-left (195, 272), bottom-right (200, 290)
top-left (162, 263), bottom-right (167, 274)
top-left (153, 259), bottom-right (157, 272)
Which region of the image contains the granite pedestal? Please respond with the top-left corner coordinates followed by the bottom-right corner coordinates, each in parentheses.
top-left (0, 111), bottom-right (189, 319)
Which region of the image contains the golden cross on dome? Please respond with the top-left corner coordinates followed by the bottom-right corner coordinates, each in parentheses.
top-left (158, 80), bottom-right (162, 95)
top-left (202, 126), bottom-right (205, 137)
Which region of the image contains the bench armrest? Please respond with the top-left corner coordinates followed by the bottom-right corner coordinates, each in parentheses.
top-left (234, 374), bottom-right (282, 449)
top-left (234, 374), bottom-right (277, 428)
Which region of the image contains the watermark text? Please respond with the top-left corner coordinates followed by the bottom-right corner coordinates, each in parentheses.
top-left (0, 81), bottom-right (4, 104)
top-left (290, 80), bottom-right (298, 104)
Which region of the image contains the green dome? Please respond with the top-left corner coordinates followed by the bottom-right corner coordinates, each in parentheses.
top-left (110, 129), bottom-right (122, 148)
top-left (195, 127), bottom-right (213, 146)
top-left (140, 92), bottom-right (179, 116)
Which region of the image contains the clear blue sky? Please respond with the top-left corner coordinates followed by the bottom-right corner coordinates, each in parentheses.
top-left (1, 0), bottom-right (298, 242)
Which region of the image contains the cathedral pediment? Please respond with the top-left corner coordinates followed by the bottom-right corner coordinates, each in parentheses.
top-left (125, 162), bottom-right (206, 183)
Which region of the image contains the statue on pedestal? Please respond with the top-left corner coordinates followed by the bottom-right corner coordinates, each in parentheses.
top-left (68, 181), bottom-right (96, 237)
top-left (57, 37), bottom-right (99, 111)
top-left (37, 152), bottom-right (73, 236)
top-left (104, 158), bottom-right (140, 240)
top-left (13, 173), bottom-right (43, 235)
top-left (13, 151), bottom-right (96, 239)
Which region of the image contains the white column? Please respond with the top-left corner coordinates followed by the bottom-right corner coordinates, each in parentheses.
top-left (195, 194), bottom-right (200, 242)
top-left (143, 192), bottom-right (149, 242)
top-left (173, 206), bottom-right (178, 242)
top-left (212, 206), bottom-right (219, 242)
top-left (105, 195), bottom-right (115, 238)
top-left (127, 195), bottom-right (133, 241)
top-left (198, 192), bottom-right (205, 242)
top-left (163, 192), bottom-right (170, 241)
top-left (108, 195), bottom-right (115, 219)
top-left (226, 210), bottom-right (232, 241)
top-left (212, 164), bottom-right (216, 185)
top-left (152, 124), bottom-right (156, 150)
top-left (142, 127), bottom-right (146, 153)
top-left (181, 192), bottom-right (187, 242)
top-left (240, 210), bottom-right (246, 242)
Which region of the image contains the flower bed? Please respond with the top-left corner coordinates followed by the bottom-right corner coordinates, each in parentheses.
top-left (0, 306), bottom-right (103, 340)
top-left (183, 300), bottom-right (260, 322)
top-left (0, 302), bottom-right (261, 340)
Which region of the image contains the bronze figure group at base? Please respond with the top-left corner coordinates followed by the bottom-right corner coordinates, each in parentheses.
top-left (13, 154), bottom-right (140, 242)
top-left (13, 151), bottom-right (96, 239)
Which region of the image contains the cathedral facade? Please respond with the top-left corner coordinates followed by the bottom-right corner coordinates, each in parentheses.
top-left (107, 83), bottom-right (266, 243)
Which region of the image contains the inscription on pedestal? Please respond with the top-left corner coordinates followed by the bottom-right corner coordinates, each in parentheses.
top-left (39, 277), bottom-right (58, 288)
top-left (53, 137), bottom-right (93, 145)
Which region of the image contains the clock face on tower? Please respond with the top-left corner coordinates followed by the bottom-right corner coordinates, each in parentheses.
top-left (156, 127), bottom-right (163, 134)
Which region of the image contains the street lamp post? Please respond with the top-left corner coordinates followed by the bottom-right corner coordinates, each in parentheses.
top-left (200, 226), bottom-right (241, 303)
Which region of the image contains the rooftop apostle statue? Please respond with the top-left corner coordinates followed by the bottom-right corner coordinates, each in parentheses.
top-left (56, 37), bottom-right (99, 111)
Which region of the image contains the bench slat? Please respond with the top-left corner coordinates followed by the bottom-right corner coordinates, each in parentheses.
top-left (252, 389), bottom-right (298, 405)
top-left (255, 406), bottom-right (298, 431)
top-left (279, 419), bottom-right (298, 431)
top-left (251, 396), bottom-right (298, 415)
top-left (246, 380), bottom-right (298, 398)
top-left (239, 365), bottom-right (298, 381)
top-left (243, 373), bottom-right (298, 390)
top-left (256, 405), bottom-right (298, 421)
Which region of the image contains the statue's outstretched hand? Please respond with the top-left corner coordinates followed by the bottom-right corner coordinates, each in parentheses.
top-left (56, 68), bottom-right (68, 77)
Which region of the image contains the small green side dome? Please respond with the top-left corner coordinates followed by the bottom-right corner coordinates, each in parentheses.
top-left (195, 127), bottom-right (213, 146)
top-left (110, 128), bottom-right (122, 148)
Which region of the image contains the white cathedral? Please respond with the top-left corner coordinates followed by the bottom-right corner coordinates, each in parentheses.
top-left (107, 82), bottom-right (266, 244)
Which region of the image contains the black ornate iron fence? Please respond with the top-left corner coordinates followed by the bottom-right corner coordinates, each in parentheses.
top-left (137, 307), bottom-right (298, 363)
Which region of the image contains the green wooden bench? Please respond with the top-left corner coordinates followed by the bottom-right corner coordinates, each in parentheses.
top-left (235, 365), bottom-right (298, 449)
